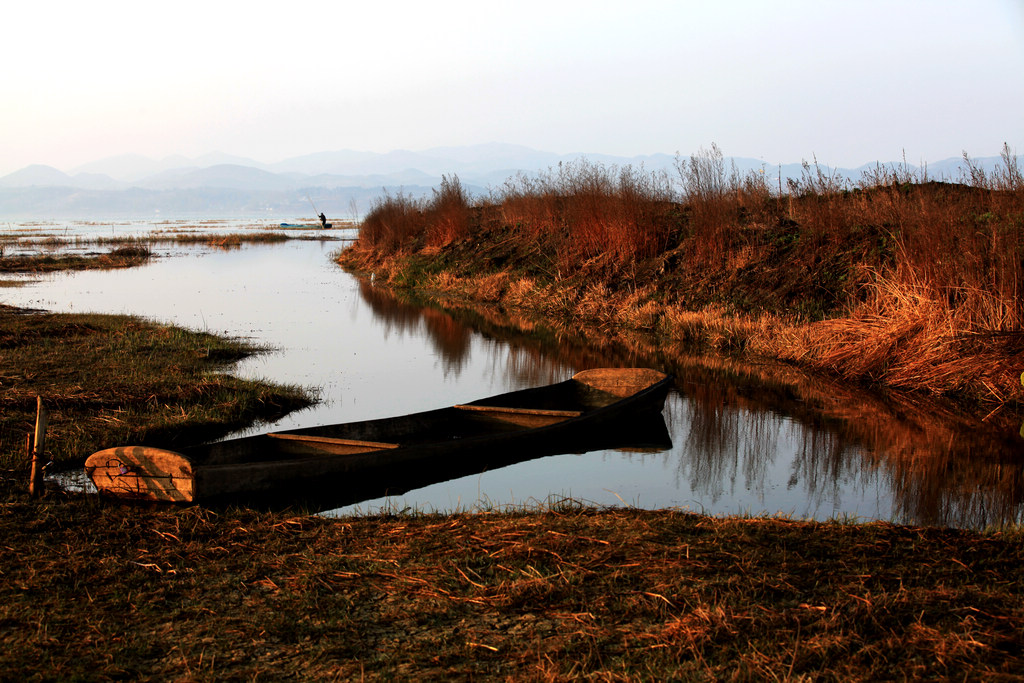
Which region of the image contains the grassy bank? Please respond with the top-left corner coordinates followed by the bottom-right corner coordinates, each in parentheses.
top-left (340, 147), bottom-right (1024, 409)
top-left (0, 305), bottom-right (314, 473)
top-left (2, 497), bottom-right (1022, 680)
top-left (0, 245), bottom-right (153, 273)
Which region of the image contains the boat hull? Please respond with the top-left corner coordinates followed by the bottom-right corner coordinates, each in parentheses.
top-left (86, 368), bottom-right (673, 506)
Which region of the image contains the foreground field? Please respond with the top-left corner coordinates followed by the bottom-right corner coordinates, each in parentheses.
top-left (2, 495), bottom-right (1022, 681)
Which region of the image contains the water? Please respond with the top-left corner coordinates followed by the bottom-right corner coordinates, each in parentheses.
top-left (4, 220), bottom-right (1023, 528)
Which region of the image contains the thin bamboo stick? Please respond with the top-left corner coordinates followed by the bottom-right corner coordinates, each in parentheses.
top-left (29, 396), bottom-right (49, 498)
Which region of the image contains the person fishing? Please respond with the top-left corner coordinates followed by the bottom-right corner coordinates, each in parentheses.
top-left (308, 196), bottom-right (328, 228)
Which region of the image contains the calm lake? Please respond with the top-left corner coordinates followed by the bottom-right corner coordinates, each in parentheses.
top-left (3, 220), bottom-right (1023, 528)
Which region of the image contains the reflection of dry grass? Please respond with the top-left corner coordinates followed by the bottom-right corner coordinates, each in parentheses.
top-left (664, 350), bottom-right (1024, 529)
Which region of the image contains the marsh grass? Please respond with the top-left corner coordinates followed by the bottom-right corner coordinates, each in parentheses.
top-left (344, 145), bottom-right (1024, 405)
top-left (0, 245), bottom-right (152, 272)
top-left (424, 174), bottom-right (472, 247)
top-left (1, 499), bottom-right (1021, 680)
top-left (0, 305), bottom-right (314, 473)
top-left (359, 190), bottom-right (430, 253)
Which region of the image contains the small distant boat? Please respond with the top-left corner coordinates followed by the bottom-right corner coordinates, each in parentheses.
top-left (280, 222), bottom-right (332, 228)
top-left (85, 368), bottom-right (673, 506)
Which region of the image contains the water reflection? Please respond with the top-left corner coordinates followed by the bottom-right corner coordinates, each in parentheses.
top-left (664, 355), bottom-right (1024, 528)
top-left (358, 281), bottom-right (474, 376)
top-left (4, 232), bottom-right (1023, 528)
top-left (356, 283), bottom-right (1024, 528)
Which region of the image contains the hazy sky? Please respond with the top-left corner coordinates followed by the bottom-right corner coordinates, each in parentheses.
top-left (3, 0), bottom-right (1022, 176)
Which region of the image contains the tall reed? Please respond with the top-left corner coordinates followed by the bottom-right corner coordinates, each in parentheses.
top-left (359, 190), bottom-right (426, 253)
top-left (491, 159), bottom-right (676, 272)
top-left (424, 174), bottom-right (471, 247)
top-left (349, 145), bottom-right (1024, 398)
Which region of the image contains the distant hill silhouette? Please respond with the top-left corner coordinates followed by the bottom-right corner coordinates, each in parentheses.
top-left (0, 144), bottom-right (1015, 219)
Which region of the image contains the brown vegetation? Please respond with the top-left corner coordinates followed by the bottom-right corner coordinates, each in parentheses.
top-left (0, 245), bottom-right (152, 272)
top-left (343, 145), bottom-right (1024, 408)
top-left (2, 498), bottom-right (1022, 680)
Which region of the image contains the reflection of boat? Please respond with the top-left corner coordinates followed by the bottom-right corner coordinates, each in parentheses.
top-left (85, 368), bottom-right (673, 506)
top-left (295, 409), bottom-right (672, 513)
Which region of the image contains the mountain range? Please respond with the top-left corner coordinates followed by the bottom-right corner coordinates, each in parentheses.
top-left (0, 143), bottom-right (1011, 219)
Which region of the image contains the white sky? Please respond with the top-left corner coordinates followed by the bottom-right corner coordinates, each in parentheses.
top-left (2, 0), bottom-right (1022, 175)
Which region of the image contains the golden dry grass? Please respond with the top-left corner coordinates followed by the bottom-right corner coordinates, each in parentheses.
top-left (344, 148), bottom-right (1024, 406)
top-left (2, 498), bottom-right (1021, 681)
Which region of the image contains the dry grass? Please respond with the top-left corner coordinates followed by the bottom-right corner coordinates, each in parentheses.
top-left (425, 174), bottom-right (472, 247)
top-left (0, 246), bottom-right (152, 272)
top-left (359, 191), bottom-right (429, 253)
top-left (1, 498), bottom-right (1021, 681)
top-left (344, 145), bottom-right (1024, 406)
top-left (769, 270), bottom-right (1024, 399)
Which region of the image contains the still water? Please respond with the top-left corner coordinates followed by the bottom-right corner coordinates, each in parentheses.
top-left (3, 222), bottom-right (1023, 528)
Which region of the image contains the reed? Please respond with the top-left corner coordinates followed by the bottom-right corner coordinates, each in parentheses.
top-left (343, 145), bottom-right (1024, 404)
top-left (359, 190), bottom-right (427, 252)
top-left (424, 174), bottom-right (472, 247)
top-left (499, 159), bottom-right (677, 272)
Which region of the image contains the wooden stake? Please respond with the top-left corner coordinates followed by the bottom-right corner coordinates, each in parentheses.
top-left (29, 396), bottom-right (49, 498)
top-left (25, 433), bottom-right (32, 473)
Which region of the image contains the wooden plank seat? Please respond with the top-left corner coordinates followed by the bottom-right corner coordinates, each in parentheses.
top-left (453, 404), bottom-right (583, 428)
top-left (267, 433), bottom-right (400, 451)
top-left (453, 405), bottom-right (583, 417)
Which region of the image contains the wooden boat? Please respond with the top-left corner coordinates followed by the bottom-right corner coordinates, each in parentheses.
top-left (280, 222), bottom-right (333, 228)
top-left (85, 367), bottom-right (673, 506)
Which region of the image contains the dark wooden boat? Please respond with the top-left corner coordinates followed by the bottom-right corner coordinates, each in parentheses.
top-left (85, 368), bottom-right (673, 506)
top-left (280, 222), bottom-right (333, 228)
